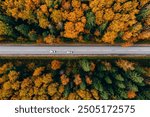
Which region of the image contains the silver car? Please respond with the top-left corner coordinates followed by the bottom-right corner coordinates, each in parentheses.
top-left (66, 51), bottom-right (73, 54)
top-left (50, 50), bottom-right (56, 54)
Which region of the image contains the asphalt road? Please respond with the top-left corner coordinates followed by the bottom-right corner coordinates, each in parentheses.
top-left (0, 45), bottom-right (150, 56)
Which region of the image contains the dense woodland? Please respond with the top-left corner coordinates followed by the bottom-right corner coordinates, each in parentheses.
top-left (0, 0), bottom-right (150, 45)
top-left (0, 58), bottom-right (149, 100)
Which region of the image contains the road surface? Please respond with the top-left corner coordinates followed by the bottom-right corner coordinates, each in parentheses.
top-left (0, 45), bottom-right (149, 56)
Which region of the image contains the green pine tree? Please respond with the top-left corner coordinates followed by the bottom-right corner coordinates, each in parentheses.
top-left (15, 24), bottom-right (30, 37)
top-left (104, 76), bottom-right (112, 84)
top-left (115, 81), bottom-right (126, 89)
top-left (0, 13), bottom-right (16, 26)
top-left (116, 88), bottom-right (128, 99)
top-left (100, 91), bottom-right (109, 100)
top-left (127, 81), bottom-right (139, 92)
top-left (115, 74), bottom-right (124, 81)
top-left (80, 82), bottom-right (86, 90)
top-left (79, 60), bottom-right (90, 72)
top-left (85, 11), bottom-right (96, 30)
top-left (64, 84), bottom-right (70, 97)
top-left (128, 71), bottom-right (144, 84)
top-left (135, 66), bottom-right (146, 74)
top-left (93, 79), bottom-right (104, 92)
top-left (99, 21), bottom-right (108, 35)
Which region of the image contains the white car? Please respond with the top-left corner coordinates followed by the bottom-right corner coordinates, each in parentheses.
top-left (66, 51), bottom-right (73, 54)
top-left (50, 50), bottom-right (56, 53)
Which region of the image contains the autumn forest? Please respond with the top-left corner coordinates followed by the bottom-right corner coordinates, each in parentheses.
top-left (0, 0), bottom-right (150, 46)
top-left (0, 58), bottom-right (149, 100)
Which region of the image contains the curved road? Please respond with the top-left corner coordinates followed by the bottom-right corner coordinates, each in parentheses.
top-left (0, 45), bottom-right (150, 56)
